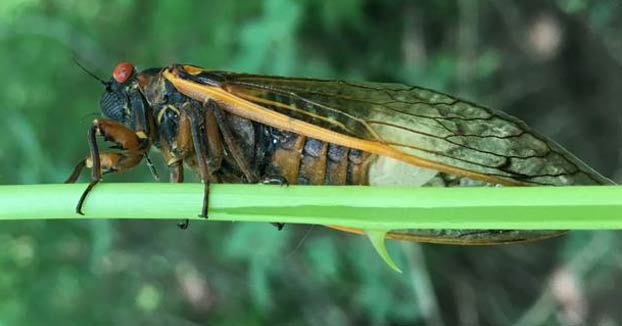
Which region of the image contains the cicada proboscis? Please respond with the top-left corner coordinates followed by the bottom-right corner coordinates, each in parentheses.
top-left (65, 62), bottom-right (614, 244)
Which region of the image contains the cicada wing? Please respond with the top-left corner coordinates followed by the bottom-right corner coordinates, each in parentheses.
top-left (164, 66), bottom-right (614, 244)
top-left (326, 225), bottom-right (566, 245)
top-left (215, 72), bottom-right (613, 186)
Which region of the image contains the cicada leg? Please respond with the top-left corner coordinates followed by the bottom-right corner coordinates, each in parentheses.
top-left (180, 102), bottom-right (213, 219)
top-left (156, 122), bottom-right (192, 228)
top-left (258, 175), bottom-right (289, 231)
top-left (259, 176), bottom-right (288, 231)
top-left (168, 160), bottom-right (191, 229)
top-left (207, 100), bottom-right (257, 183)
top-left (181, 99), bottom-right (261, 219)
top-left (169, 160), bottom-right (184, 183)
top-left (65, 119), bottom-right (148, 215)
top-left (178, 99), bottom-right (262, 220)
top-left (207, 100), bottom-right (285, 230)
top-left (203, 101), bottom-right (224, 177)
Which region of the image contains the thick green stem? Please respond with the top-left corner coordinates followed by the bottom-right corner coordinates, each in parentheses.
top-left (1, 184), bottom-right (621, 229)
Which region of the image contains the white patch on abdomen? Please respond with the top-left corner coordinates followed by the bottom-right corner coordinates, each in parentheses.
top-left (368, 155), bottom-right (439, 186)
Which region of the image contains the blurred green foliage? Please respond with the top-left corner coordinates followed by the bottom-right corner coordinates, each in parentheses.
top-left (1, 0), bottom-right (621, 325)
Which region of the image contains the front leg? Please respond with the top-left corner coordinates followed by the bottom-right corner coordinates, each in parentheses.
top-left (65, 119), bottom-right (147, 215)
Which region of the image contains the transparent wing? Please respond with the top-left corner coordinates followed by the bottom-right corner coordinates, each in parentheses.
top-left (216, 73), bottom-right (612, 186)
top-left (166, 66), bottom-right (614, 244)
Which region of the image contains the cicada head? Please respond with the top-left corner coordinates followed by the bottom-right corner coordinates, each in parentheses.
top-left (99, 62), bottom-right (136, 124)
top-left (97, 62), bottom-right (155, 139)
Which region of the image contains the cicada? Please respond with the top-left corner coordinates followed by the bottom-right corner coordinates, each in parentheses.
top-left (66, 62), bottom-right (614, 244)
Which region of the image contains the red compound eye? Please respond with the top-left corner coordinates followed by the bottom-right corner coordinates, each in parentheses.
top-left (112, 62), bottom-right (134, 83)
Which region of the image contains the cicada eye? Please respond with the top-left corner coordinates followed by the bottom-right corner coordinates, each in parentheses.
top-left (100, 90), bottom-right (127, 122)
top-left (112, 62), bottom-right (134, 83)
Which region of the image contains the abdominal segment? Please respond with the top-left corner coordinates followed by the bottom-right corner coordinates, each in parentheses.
top-left (259, 129), bottom-right (373, 186)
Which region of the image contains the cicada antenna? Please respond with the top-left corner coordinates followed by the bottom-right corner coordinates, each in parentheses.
top-left (72, 56), bottom-right (109, 86)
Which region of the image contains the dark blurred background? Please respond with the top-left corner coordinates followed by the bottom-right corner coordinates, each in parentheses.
top-left (1, 0), bottom-right (621, 325)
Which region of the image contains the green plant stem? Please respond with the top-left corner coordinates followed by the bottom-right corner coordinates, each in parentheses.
top-left (0, 183), bottom-right (621, 229)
